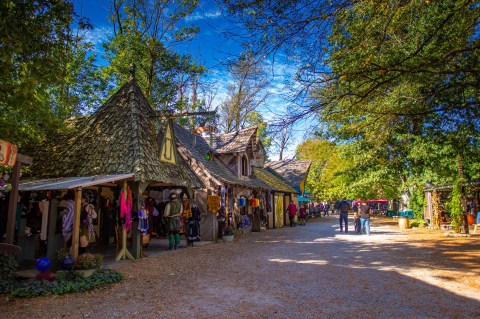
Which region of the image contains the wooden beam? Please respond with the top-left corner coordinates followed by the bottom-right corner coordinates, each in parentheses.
top-left (5, 161), bottom-right (21, 244)
top-left (71, 188), bottom-right (82, 261)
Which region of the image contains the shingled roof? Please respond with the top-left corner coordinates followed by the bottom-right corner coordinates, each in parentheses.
top-left (27, 79), bottom-right (203, 188)
top-left (174, 124), bottom-right (267, 189)
top-left (252, 167), bottom-right (297, 194)
top-left (206, 126), bottom-right (258, 154)
top-left (264, 160), bottom-right (312, 190)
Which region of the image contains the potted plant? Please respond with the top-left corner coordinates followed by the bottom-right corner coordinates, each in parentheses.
top-left (74, 253), bottom-right (102, 278)
top-left (223, 226), bottom-right (234, 242)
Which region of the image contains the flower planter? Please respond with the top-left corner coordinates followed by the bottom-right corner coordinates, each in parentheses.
top-left (75, 268), bottom-right (96, 278)
top-left (223, 235), bottom-right (234, 242)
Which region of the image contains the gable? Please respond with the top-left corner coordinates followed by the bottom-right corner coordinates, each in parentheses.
top-left (160, 120), bottom-right (177, 165)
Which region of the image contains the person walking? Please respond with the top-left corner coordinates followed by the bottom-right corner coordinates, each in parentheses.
top-left (299, 204), bottom-right (307, 226)
top-left (339, 199), bottom-right (351, 233)
top-left (164, 192), bottom-right (183, 250)
top-left (359, 201), bottom-right (372, 235)
top-left (287, 200), bottom-right (297, 227)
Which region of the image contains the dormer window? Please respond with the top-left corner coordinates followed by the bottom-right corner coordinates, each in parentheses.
top-left (241, 155), bottom-right (248, 176)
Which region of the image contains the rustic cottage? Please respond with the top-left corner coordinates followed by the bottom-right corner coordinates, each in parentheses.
top-left (17, 76), bottom-right (203, 262)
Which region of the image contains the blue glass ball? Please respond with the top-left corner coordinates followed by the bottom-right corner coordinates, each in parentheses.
top-left (35, 257), bottom-right (51, 272)
top-left (60, 256), bottom-right (74, 270)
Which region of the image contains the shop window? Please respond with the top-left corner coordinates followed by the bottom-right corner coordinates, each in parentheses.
top-left (241, 155), bottom-right (248, 176)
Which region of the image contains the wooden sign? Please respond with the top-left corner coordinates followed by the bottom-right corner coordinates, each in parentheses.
top-left (207, 195), bottom-right (220, 213)
top-left (0, 139), bottom-right (17, 167)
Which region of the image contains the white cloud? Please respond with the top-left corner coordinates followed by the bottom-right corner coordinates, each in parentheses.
top-left (82, 26), bottom-right (113, 50)
top-left (185, 10), bottom-right (222, 22)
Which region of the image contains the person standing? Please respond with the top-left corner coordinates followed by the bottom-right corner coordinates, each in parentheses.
top-left (287, 200), bottom-right (297, 227)
top-left (164, 192), bottom-right (183, 250)
top-left (359, 201), bottom-right (372, 235)
top-left (339, 199), bottom-right (351, 233)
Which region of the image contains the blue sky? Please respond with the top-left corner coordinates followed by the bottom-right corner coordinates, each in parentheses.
top-left (74, 0), bottom-right (318, 160)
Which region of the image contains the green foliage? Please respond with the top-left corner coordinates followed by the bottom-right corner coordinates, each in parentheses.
top-left (0, 0), bottom-right (75, 147)
top-left (409, 219), bottom-right (427, 228)
top-left (409, 186), bottom-right (426, 220)
top-left (102, 0), bottom-right (204, 107)
top-left (3, 269), bottom-right (123, 299)
top-left (445, 180), bottom-right (465, 233)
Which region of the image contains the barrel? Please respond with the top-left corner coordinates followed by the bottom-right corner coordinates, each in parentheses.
top-left (398, 216), bottom-right (409, 229)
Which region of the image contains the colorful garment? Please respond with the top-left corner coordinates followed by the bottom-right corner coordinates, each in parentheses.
top-left (119, 187), bottom-right (132, 232)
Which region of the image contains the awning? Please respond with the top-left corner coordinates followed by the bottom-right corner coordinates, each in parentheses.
top-left (19, 174), bottom-right (135, 191)
top-left (298, 195), bottom-right (310, 202)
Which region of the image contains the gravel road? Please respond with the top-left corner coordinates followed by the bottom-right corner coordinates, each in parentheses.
top-left (2, 215), bottom-right (480, 319)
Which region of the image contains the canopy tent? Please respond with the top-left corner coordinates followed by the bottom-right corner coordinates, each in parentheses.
top-left (19, 174), bottom-right (135, 191)
top-left (298, 195), bottom-right (310, 202)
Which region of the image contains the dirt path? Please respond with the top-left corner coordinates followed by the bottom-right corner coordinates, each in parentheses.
top-left (2, 216), bottom-right (480, 319)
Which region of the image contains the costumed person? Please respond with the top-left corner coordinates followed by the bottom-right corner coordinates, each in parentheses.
top-left (79, 191), bottom-right (97, 253)
top-left (164, 192), bottom-right (183, 250)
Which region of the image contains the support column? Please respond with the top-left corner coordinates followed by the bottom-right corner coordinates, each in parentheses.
top-left (6, 154), bottom-right (32, 244)
top-left (72, 188), bottom-right (82, 261)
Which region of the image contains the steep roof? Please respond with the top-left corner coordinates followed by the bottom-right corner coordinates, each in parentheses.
top-left (174, 124), bottom-right (267, 189)
top-left (264, 160), bottom-right (312, 189)
top-left (252, 167), bottom-right (297, 194)
top-left (206, 126), bottom-right (258, 154)
top-left (28, 79), bottom-right (203, 188)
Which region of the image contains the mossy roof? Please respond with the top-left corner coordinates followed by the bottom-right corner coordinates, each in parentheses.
top-left (174, 124), bottom-right (268, 189)
top-left (27, 79), bottom-right (203, 188)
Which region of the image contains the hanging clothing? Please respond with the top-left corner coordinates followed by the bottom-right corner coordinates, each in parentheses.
top-left (119, 187), bottom-right (132, 232)
top-left (188, 206), bottom-right (201, 241)
top-left (61, 200), bottom-right (75, 242)
top-left (138, 202), bottom-right (150, 235)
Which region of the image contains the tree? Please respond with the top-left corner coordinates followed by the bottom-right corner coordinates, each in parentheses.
top-left (219, 51), bottom-right (270, 133)
top-left (49, 17), bottom-right (108, 118)
top-left (246, 111), bottom-right (271, 157)
top-left (220, 1), bottom-right (480, 131)
top-left (102, 0), bottom-right (204, 107)
top-left (271, 126), bottom-right (293, 161)
top-left (0, 0), bottom-right (75, 147)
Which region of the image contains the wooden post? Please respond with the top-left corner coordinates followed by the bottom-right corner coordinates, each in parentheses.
top-left (115, 181), bottom-right (135, 261)
top-left (6, 154), bottom-right (32, 244)
top-left (46, 198), bottom-right (59, 263)
top-left (72, 188), bottom-right (82, 261)
top-left (5, 162), bottom-right (21, 244)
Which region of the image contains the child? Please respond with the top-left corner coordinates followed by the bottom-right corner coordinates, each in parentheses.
top-left (299, 204), bottom-right (307, 226)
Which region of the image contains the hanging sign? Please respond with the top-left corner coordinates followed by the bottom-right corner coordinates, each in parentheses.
top-left (0, 139), bottom-right (17, 167)
top-left (207, 195), bottom-right (221, 213)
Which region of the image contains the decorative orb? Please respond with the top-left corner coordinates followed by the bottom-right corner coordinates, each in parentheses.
top-left (60, 256), bottom-right (74, 270)
top-left (35, 257), bottom-right (51, 272)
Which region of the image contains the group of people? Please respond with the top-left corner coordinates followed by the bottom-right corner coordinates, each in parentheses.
top-left (287, 201), bottom-right (308, 227)
top-left (335, 199), bottom-right (373, 235)
top-left (286, 199), bottom-right (373, 235)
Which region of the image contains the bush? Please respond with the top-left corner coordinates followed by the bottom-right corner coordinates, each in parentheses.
top-left (409, 219), bottom-right (427, 228)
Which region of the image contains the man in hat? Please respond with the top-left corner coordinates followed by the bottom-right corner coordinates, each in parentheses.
top-left (163, 192), bottom-right (183, 250)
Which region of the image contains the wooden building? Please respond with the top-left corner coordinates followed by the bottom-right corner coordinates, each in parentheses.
top-left (17, 75), bottom-right (203, 263)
